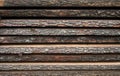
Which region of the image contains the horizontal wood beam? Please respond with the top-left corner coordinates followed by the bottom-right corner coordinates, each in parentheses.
top-left (0, 44), bottom-right (120, 54)
top-left (0, 36), bottom-right (120, 44)
top-left (0, 63), bottom-right (120, 71)
top-left (0, 71), bottom-right (120, 76)
top-left (1, 20), bottom-right (120, 27)
top-left (1, 0), bottom-right (120, 7)
top-left (0, 9), bottom-right (120, 18)
top-left (0, 54), bottom-right (120, 62)
top-left (1, 28), bottom-right (120, 35)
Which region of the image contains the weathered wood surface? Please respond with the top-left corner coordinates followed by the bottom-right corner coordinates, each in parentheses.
top-left (1, 20), bottom-right (120, 27)
top-left (0, 63), bottom-right (120, 71)
top-left (1, 45), bottom-right (120, 62)
top-left (1, 36), bottom-right (120, 44)
top-left (0, 0), bottom-right (120, 7)
top-left (0, 0), bottom-right (120, 75)
top-left (0, 9), bottom-right (120, 18)
top-left (0, 54), bottom-right (120, 62)
top-left (0, 71), bottom-right (120, 76)
top-left (0, 28), bottom-right (120, 35)
top-left (0, 45), bottom-right (120, 54)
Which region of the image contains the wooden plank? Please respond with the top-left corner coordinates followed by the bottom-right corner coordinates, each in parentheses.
top-left (1, 0), bottom-right (120, 7)
top-left (0, 45), bottom-right (120, 54)
top-left (0, 63), bottom-right (120, 71)
top-left (1, 20), bottom-right (120, 27)
top-left (0, 54), bottom-right (120, 62)
top-left (0, 36), bottom-right (120, 44)
top-left (0, 71), bottom-right (120, 76)
top-left (0, 9), bottom-right (120, 18)
top-left (1, 28), bottom-right (120, 35)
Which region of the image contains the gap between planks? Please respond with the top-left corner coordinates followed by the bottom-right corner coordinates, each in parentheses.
top-left (0, 44), bottom-right (120, 47)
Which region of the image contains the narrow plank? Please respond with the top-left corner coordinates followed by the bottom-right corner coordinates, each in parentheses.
top-left (0, 36), bottom-right (120, 44)
top-left (0, 54), bottom-right (120, 62)
top-left (0, 9), bottom-right (120, 17)
top-left (1, 28), bottom-right (120, 35)
top-left (0, 45), bottom-right (120, 54)
top-left (0, 63), bottom-right (120, 71)
top-left (1, 20), bottom-right (120, 27)
top-left (0, 71), bottom-right (120, 76)
top-left (1, 0), bottom-right (120, 7)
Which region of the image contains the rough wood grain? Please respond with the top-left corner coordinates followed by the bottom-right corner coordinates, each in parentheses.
top-left (0, 54), bottom-right (120, 62)
top-left (0, 71), bottom-right (120, 76)
top-left (0, 9), bottom-right (120, 18)
top-left (1, 28), bottom-right (120, 35)
top-left (0, 63), bottom-right (120, 71)
top-left (0, 45), bottom-right (120, 54)
top-left (2, 0), bottom-right (120, 7)
top-left (1, 20), bottom-right (120, 27)
top-left (0, 36), bottom-right (120, 44)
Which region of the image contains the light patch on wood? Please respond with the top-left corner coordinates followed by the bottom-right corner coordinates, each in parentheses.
top-left (0, 0), bottom-right (4, 6)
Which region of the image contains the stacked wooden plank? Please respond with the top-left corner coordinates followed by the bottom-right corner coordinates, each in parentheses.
top-left (0, 0), bottom-right (120, 76)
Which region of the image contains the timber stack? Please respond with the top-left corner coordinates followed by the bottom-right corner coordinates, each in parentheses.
top-left (0, 0), bottom-right (120, 76)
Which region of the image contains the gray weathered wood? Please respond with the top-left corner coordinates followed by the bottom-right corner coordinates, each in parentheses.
top-left (2, 0), bottom-right (120, 7)
top-left (0, 45), bottom-right (119, 54)
top-left (0, 71), bottom-right (120, 76)
top-left (1, 20), bottom-right (120, 27)
top-left (0, 28), bottom-right (120, 35)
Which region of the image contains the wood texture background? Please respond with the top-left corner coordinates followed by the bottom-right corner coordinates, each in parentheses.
top-left (0, 0), bottom-right (120, 76)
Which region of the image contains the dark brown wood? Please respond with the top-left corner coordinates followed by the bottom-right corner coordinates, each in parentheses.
top-left (0, 54), bottom-right (120, 62)
top-left (0, 9), bottom-right (120, 18)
